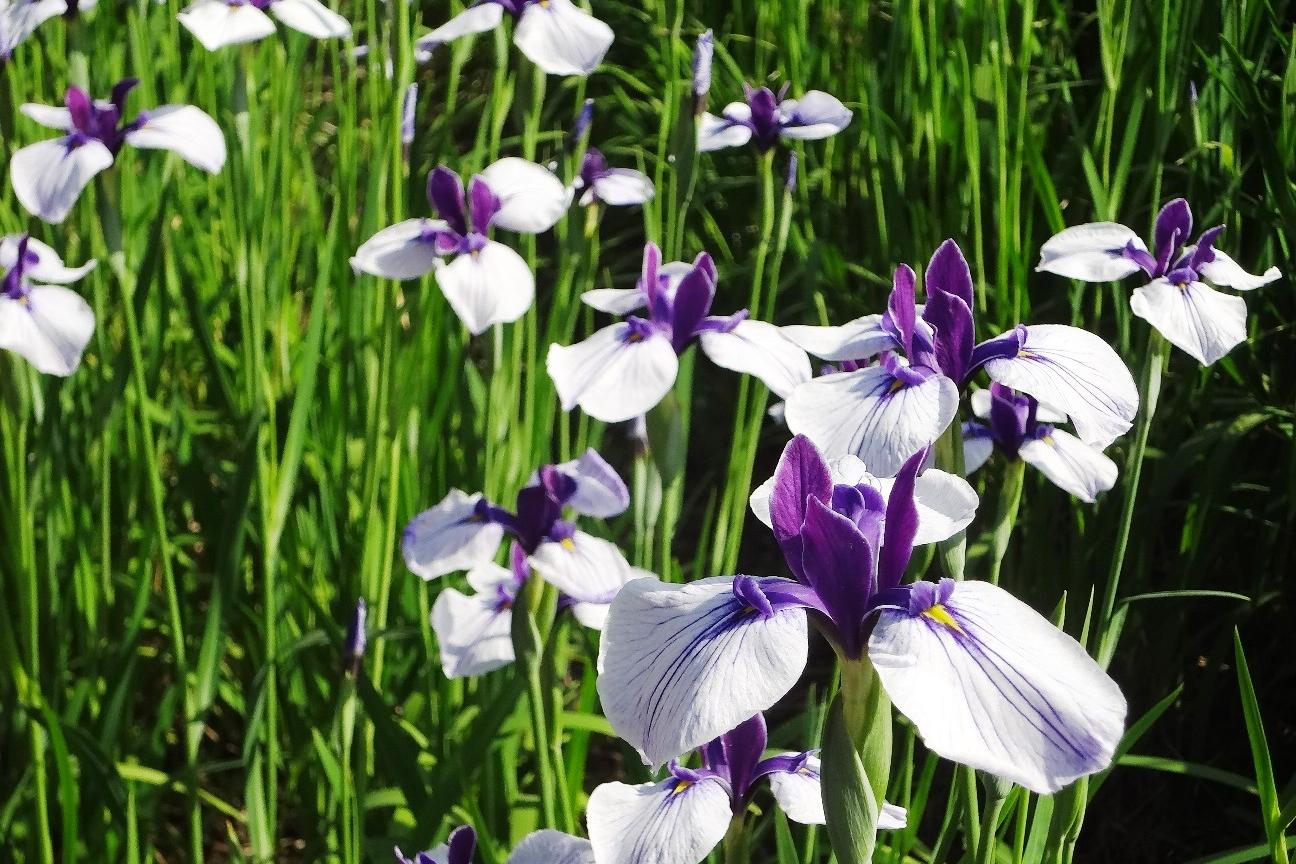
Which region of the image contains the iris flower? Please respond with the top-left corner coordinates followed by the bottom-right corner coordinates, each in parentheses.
top-left (571, 148), bottom-right (654, 208)
top-left (962, 385), bottom-right (1117, 503)
top-left (781, 239), bottom-right (1138, 476)
top-left (698, 83), bottom-right (852, 153)
top-left (588, 712), bottom-right (906, 864)
top-left (597, 435), bottom-right (1126, 793)
top-left (0, 234), bottom-right (96, 376)
top-left (0, 0), bottom-right (96, 59)
top-left (397, 825), bottom-right (594, 864)
top-left (351, 158), bottom-right (568, 334)
top-left (1036, 198), bottom-right (1281, 365)
top-left (416, 0), bottom-right (614, 78)
top-left (547, 243), bottom-right (811, 423)
top-left (403, 450), bottom-right (645, 677)
top-left (178, 0), bottom-right (350, 51)
top-left (11, 80), bottom-right (226, 224)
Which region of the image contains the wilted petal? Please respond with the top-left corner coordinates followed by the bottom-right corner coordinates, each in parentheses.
top-left (698, 104), bottom-right (753, 152)
top-left (269, 0), bottom-right (351, 39)
top-left (11, 138), bottom-right (114, 224)
top-left (479, 157), bottom-right (568, 233)
top-left (869, 579), bottom-right (1126, 794)
top-left (1035, 223), bottom-right (1147, 282)
top-left (0, 235), bottom-right (95, 283)
top-left (418, 2), bottom-right (504, 53)
top-left (597, 575), bottom-right (809, 767)
top-left (778, 90), bottom-right (852, 140)
top-left (1129, 278), bottom-right (1245, 366)
top-left (1195, 248), bottom-right (1281, 292)
top-left (587, 776), bottom-right (732, 864)
top-left (780, 315), bottom-right (902, 362)
top-left (581, 287), bottom-right (647, 315)
top-left (125, 105), bottom-right (227, 173)
top-left (591, 169), bottom-right (655, 206)
top-left (1019, 429), bottom-right (1118, 503)
top-left (513, 0), bottom-right (614, 77)
top-left (0, 285), bottom-right (95, 376)
top-left (528, 530), bottom-right (638, 605)
top-left (430, 569), bottom-right (515, 678)
top-left (19, 103), bottom-right (73, 131)
top-left (178, 0), bottom-right (276, 50)
top-left (401, 489), bottom-right (504, 580)
top-left (436, 240), bottom-right (535, 334)
top-left (698, 319), bottom-right (812, 399)
top-left (351, 219), bottom-right (447, 279)
top-left (547, 323), bottom-right (678, 423)
top-left (507, 830), bottom-right (594, 864)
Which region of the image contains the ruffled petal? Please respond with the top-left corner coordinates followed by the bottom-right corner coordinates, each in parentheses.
top-left (587, 776), bottom-right (732, 864)
top-left (547, 323), bottom-right (678, 423)
top-left (780, 315), bottom-right (898, 361)
top-left (513, 0), bottom-right (614, 76)
top-left (698, 319), bottom-right (812, 399)
top-left (350, 218), bottom-right (447, 279)
top-left (869, 580), bottom-right (1126, 794)
top-left (401, 489), bottom-right (504, 580)
top-left (1020, 428), bottom-right (1118, 503)
top-left (778, 90), bottom-right (852, 140)
top-left (479, 157), bottom-right (569, 233)
top-left (430, 582), bottom-right (514, 678)
top-left (581, 287), bottom-right (647, 315)
top-left (1035, 223), bottom-right (1147, 282)
top-left (590, 169), bottom-right (655, 206)
top-left (507, 830), bottom-right (594, 864)
top-left (1129, 278), bottom-right (1246, 366)
top-left (0, 285), bottom-right (95, 376)
top-left (178, 0), bottom-right (276, 50)
top-left (597, 575), bottom-right (809, 768)
top-left (435, 240), bottom-right (535, 334)
top-left (125, 105), bottom-right (227, 173)
top-left (1196, 248), bottom-right (1281, 291)
top-left (11, 137), bottom-right (114, 225)
top-left (0, 235), bottom-right (95, 284)
top-left (269, 0), bottom-right (351, 39)
top-left (527, 530), bottom-right (640, 604)
top-left (417, 2), bottom-right (504, 54)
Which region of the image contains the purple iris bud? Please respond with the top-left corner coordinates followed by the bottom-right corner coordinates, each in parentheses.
top-left (395, 825), bottom-right (476, 864)
top-left (400, 82), bottom-right (418, 147)
top-left (692, 29), bottom-right (714, 111)
top-left (343, 598), bottom-right (367, 676)
top-left (571, 97), bottom-right (594, 142)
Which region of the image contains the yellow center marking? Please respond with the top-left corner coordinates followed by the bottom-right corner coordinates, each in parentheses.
top-left (888, 378), bottom-right (907, 393)
top-left (1041, 434), bottom-right (1056, 447)
top-left (560, 537), bottom-right (577, 552)
top-left (921, 603), bottom-right (963, 633)
top-left (672, 780), bottom-right (693, 795)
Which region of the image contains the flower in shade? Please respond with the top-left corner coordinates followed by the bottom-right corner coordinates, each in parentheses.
top-left (571, 148), bottom-right (654, 208)
top-left (178, 0), bottom-right (350, 51)
top-left (416, 0), bottom-right (613, 77)
top-left (1036, 198), bottom-right (1281, 365)
top-left (11, 80), bottom-right (226, 224)
top-left (548, 243), bottom-right (811, 423)
top-left (351, 158), bottom-right (568, 334)
top-left (396, 825), bottom-right (477, 864)
top-left (698, 82), bottom-right (852, 153)
top-left (962, 385), bottom-right (1117, 503)
top-left (403, 449), bottom-right (645, 677)
top-left (1, 234), bottom-right (96, 376)
top-left (0, 0), bottom-right (97, 60)
top-left (597, 435), bottom-right (1127, 794)
top-left (398, 826), bottom-right (594, 864)
top-left (342, 597), bottom-right (367, 676)
top-left (781, 239), bottom-right (1139, 476)
top-left (588, 712), bottom-right (905, 864)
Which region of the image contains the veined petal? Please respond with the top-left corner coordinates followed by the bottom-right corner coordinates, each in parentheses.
top-left (697, 110), bottom-right (752, 152)
top-left (549, 448), bottom-right (630, 517)
top-left (1020, 429), bottom-right (1118, 504)
top-left (981, 324), bottom-right (1137, 448)
top-left (546, 323), bottom-right (678, 423)
top-left (0, 284), bottom-right (95, 376)
top-left (430, 581), bottom-right (514, 678)
top-left (507, 831), bottom-right (594, 864)
top-left (1, 0), bottom-right (67, 56)
top-left (125, 105), bottom-right (227, 173)
top-left (879, 469), bottom-right (978, 545)
top-left (513, 0), bottom-right (614, 76)
top-left (401, 489), bottom-right (504, 580)
top-left (19, 103), bottom-right (73, 131)
top-left (1195, 248), bottom-right (1281, 292)
top-left (581, 287), bottom-right (647, 315)
top-left (780, 314), bottom-right (897, 361)
top-left (436, 241), bottom-right (535, 334)
top-left (1129, 278), bottom-right (1246, 366)
top-left (11, 138), bottom-right (114, 224)
top-left (869, 580), bottom-right (1126, 794)
top-left (698, 319), bottom-right (812, 399)
top-left (1036, 223), bottom-right (1147, 282)
top-left (527, 531), bottom-right (639, 604)
top-left (269, 0), bottom-right (351, 39)
top-left (178, 0), bottom-right (276, 49)
top-left (1, 235), bottom-right (95, 283)
top-left (784, 366), bottom-right (959, 477)
top-left (778, 90), bottom-right (852, 140)
top-left (479, 157), bottom-right (568, 233)
top-left (350, 218), bottom-right (447, 279)
top-left (591, 169), bottom-right (655, 206)
top-left (418, 2), bottom-right (504, 52)
top-left (597, 575), bottom-right (809, 767)
top-left (587, 776), bottom-right (732, 864)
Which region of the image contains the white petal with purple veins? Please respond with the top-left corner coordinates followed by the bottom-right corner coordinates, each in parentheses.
top-left (513, 0), bottom-right (614, 77)
top-left (125, 105), bottom-right (227, 173)
top-left (527, 531), bottom-right (640, 605)
top-left (766, 756), bottom-right (826, 824)
top-left (11, 138), bottom-right (114, 224)
top-left (479, 157), bottom-right (569, 233)
top-left (1129, 278), bottom-right (1246, 366)
top-left (178, 0), bottom-right (276, 50)
top-left (587, 776), bottom-right (733, 864)
top-left (430, 564), bottom-right (515, 678)
top-left (698, 103), bottom-right (753, 152)
top-left (542, 448), bottom-right (630, 517)
top-left (698, 319), bottom-right (812, 399)
top-left (270, 0), bottom-right (350, 39)
top-left (1036, 223), bottom-right (1147, 282)
top-left (778, 90), bottom-right (852, 140)
top-left (1195, 248), bottom-right (1281, 292)
top-left (597, 575), bottom-right (808, 768)
top-left (780, 315), bottom-right (898, 362)
top-left (507, 830), bottom-right (595, 864)
top-left (581, 287), bottom-right (647, 314)
top-left (351, 219), bottom-right (447, 280)
top-left (1, 235), bottom-right (95, 284)
top-left (589, 169), bottom-right (655, 206)
top-left (417, 1), bottom-right (504, 53)
top-left (402, 489), bottom-right (504, 580)
top-left (868, 580), bottom-right (1126, 794)
top-left (435, 241), bottom-right (535, 334)
top-left (1020, 429), bottom-right (1118, 503)
top-left (547, 323), bottom-right (678, 423)
top-left (19, 103), bottom-right (73, 131)
top-left (0, 284), bottom-right (95, 376)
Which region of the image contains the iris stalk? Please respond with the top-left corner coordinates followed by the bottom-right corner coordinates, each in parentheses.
top-left (987, 457), bottom-right (1026, 585)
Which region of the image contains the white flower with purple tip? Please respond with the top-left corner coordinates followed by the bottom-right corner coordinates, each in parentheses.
top-left (0, 234), bottom-right (96, 376)
top-left (11, 81), bottom-right (226, 224)
top-left (1, 0), bottom-right (96, 60)
top-left (1037, 197), bottom-right (1281, 365)
top-left (398, 825), bottom-right (594, 864)
top-left (962, 384), bottom-right (1117, 503)
top-left (572, 148), bottom-right (654, 208)
top-left (782, 239), bottom-right (1138, 475)
top-left (588, 713), bottom-right (905, 864)
top-left (547, 243), bottom-right (811, 423)
top-left (178, 0), bottom-right (349, 51)
top-left (396, 824), bottom-right (476, 864)
top-left (597, 435), bottom-right (1127, 793)
top-left (698, 83), bottom-right (852, 153)
top-left (351, 158), bottom-right (568, 334)
top-left (416, 0), bottom-right (613, 77)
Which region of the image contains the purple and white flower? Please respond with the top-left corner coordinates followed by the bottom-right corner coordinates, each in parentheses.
top-left (548, 243), bottom-right (811, 423)
top-left (351, 158), bottom-right (568, 334)
top-left (416, 0), bottom-right (613, 78)
top-left (403, 450), bottom-right (645, 677)
top-left (398, 826), bottom-right (593, 864)
top-left (396, 824), bottom-right (477, 864)
top-left (597, 435), bottom-right (1127, 793)
top-left (178, 0), bottom-right (350, 51)
top-left (1036, 198), bottom-right (1281, 365)
top-left (571, 148), bottom-right (654, 208)
top-left (0, 234), bottom-right (96, 376)
top-left (963, 385), bottom-right (1117, 503)
top-left (698, 83), bottom-right (852, 153)
top-left (11, 81), bottom-right (226, 224)
top-left (588, 713), bottom-right (905, 864)
top-left (1, 0), bottom-right (96, 60)
top-left (782, 239), bottom-right (1138, 475)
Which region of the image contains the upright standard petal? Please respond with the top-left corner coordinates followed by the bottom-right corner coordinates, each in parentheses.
top-left (11, 138), bottom-right (114, 224)
top-left (418, 2), bottom-right (504, 53)
top-left (513, 0), bottom-right (614, 77)
top-left (125, 105), bottom-right (227, 173)
top-left (430, 570), bottom-right (515, 678)
top-left (1196, 248), bottom-right (1281, 291)
top-left (1036, 223), bottom-right (1148, 282)
top-left (698, 319), bottom-right (812, 399)
top-left (178, 0), bottom-right (276, 50)
top-left (778, 90), bottom-right (852, 140)
top-left (478, 158), bottom-right (569, 233)
top-left (597, 575), bottom-right (809, 767)
top-left (547, 323), bottom-right (678, 423)
top-left (269, 0), bottom-right (351, 39)
top-left (1019, 429), bottom-right (1118, 503)
top-left (780, 315), bottom-right (898, 362)
top-left (402, 489), bottom-right (504, 580)
top-left (590, 169), bottom-right (655, 206)
top-left (0, 285), bottom-right (95, 376)
top-left (435, 241), bottom-right (535, 334)
top-left (784, 366), bottom-right (959, 477)
top-left (527, 531), bottom-right (638, 605)
top-left (587, 775), bottom-right (732, 864)
top-left (869, 579), bottom-right (1126, 794)
top-left (697, 104), bottom-right (753, 152)
top-left (351, 219), bottom-right (447, 279)
top-left (507, 831), bottom-right (594, 864)
top-left (981, 324), bottom-right (1137, 448)
top-left (0, 235), bottom-right (95, 283)
top-left (1129, 278), bottom-right (1246, 366)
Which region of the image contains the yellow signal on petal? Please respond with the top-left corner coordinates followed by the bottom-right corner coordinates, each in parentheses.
top-left (888, 378), bottom-right (907, 393)
top-left (560, 537), bottom-right (577, 551)
top-left (672, 779), bottom-right (694, 795)
top-left (922, 603), bottom-right (963, 633)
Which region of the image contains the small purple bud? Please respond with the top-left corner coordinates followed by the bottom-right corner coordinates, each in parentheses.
top-left (571, 98), bottom-right (594, 143)
top-left (784, 151), bottom-right (798, 194)
top-left (400, 83), bottom-right (418, 146)
top-left (343, 598), bottom-right (367, 677)
top-left (692, 29), bottom-right (714, 114)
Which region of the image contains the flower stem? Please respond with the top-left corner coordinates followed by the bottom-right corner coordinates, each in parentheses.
top-left (512, 577), bottom-right (559, 828)
top-left (723, 813), bottom-right (750, 864)
top-left (987, 457), bottom-right (1026, 585)
top-left (974, 782), bottom-right (1008, 864)
top-left (935, 420), bottom-right (968, 580)
top-left (821, 658), bottom-right (892, 864)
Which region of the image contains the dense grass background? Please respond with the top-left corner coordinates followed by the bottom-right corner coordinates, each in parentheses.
top-left (1, 0), bottom-right (1293, 861)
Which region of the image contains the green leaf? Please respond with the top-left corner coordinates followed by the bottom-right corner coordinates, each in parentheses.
top-left (820, 692), bottom-right (881, 864)
top-left (1234, 630), bottom-right (1289, 864)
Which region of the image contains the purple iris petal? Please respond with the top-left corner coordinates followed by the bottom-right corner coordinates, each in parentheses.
top-left (732, 575), bottom-right (775, 618)
top-left (343, 597), bottom-right (368, 675)
top-left (1153, 198), bottom-right (1192, 266)
top-left (1188, 224), bottom-right (1226, 271)
top-left (883, 264), bottom-right (918, 357)
top-left (668, 253), bottom-right (718, 352)
top-left (769, 435), bottom-right (834, 577)
top-left (876, 447), bottom-right (924, 592)
top-left (639, 243), bottom-right (672, 324)
top-left (427, 167), bottom-right (469, 236)
top-left (66, 86), bottom-right (95, 135)
top-left (968, 324), bottom-right (1026, 375)
top-left (921, 241), bottom-right (976, 382)
top-left (906, 577), bottom-right (956, 616)
top-left (744, 85), bottom-right (783, 151)
top-left (799, 496), bottom-right (879, 657)
top-left (580, 147), bottom-right (609, 189)
top-left (693, 308), bottom-right (748, 335)
top-left (3, 235), bottom-right (31, 299)
top-left (446, 825), bottom-right (477, 864)
top-left (714, 714), bottom-right (767, 804)
top-left (467, 176), bottom-right (501, 236)
top-left (987, 382), bottom-right (1031, 453)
